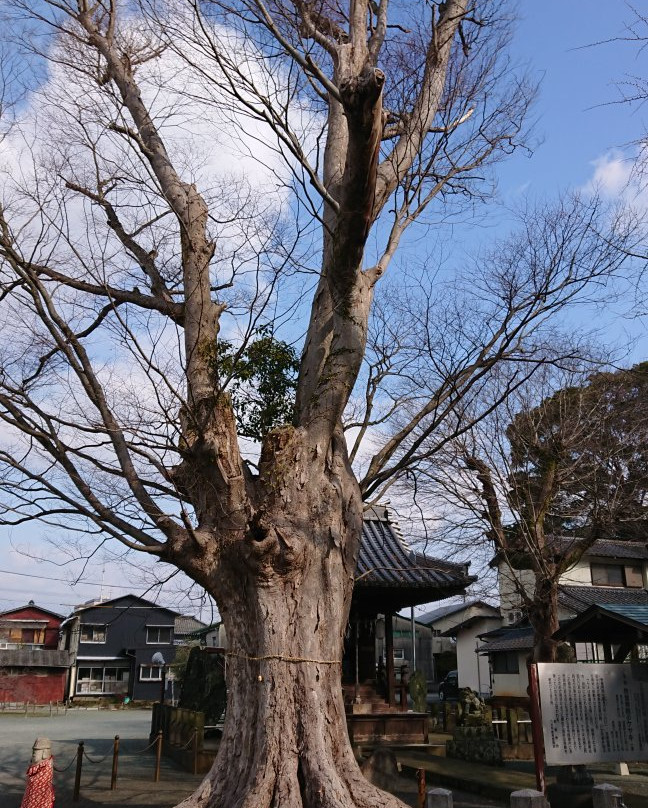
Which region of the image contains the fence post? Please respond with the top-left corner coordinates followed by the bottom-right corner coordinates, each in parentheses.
top-left (417, 769), bottom-right (426, 808)
top-left (592, 784), bottom-right (623, 808)
top-left (154, 730), bottom-right (163, 782)
top-left (427, 787), bottom-right (453, 808)
top-left (73, 741), bottom-right (84, 802)
top-left (111, 735), bottom-right (120, 790)
top-left (510, 789), bottom-right (547, 808)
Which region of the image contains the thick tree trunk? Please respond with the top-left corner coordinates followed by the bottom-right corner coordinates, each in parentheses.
top-left (529, 576), bottom-right (560, 664)
top-left (176, 428), bottom-right (407, 808)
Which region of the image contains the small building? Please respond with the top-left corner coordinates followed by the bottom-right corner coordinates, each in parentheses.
top-left (436, 603), bottom-right (501, 696)
top-left (387, 614), bottom-right (434, 683)
top-left (418, 599), bottom-right (500, 691)
top-left (482, 538), bottom-right (648, 702)
top-left (60, 594), bottom-right (179, 702)
top-left (0, 601), bottom-right (72, 703)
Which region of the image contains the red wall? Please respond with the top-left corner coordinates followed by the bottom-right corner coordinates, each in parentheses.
top-left (1, 606), bottom-right (62, 649)
top-left (0, 670), bottom-right (67, 703)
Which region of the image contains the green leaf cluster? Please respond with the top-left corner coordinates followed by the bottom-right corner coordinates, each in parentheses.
top-left (213, 327), bottom-right (299, 441)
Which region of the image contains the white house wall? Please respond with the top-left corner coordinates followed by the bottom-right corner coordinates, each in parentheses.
top-left (456, 617), bottom-right (500, 696)
top-left (489, 652), bottom-right (529, 699)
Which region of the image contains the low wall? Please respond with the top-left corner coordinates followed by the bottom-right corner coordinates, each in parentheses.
top-left (0, 670), bottom-right (66, 703)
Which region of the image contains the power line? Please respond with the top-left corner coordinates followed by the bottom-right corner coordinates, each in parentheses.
top-left (0, 567), bottom-right (157, 589)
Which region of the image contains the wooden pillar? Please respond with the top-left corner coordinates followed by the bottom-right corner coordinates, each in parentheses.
top-left (385, 613), bottom-right (395, 707)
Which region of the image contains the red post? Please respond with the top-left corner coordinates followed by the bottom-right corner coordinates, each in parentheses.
top-left (417, 768), bottom-right (426, 808)
top-left (528, 662), bottom-right (546, 794)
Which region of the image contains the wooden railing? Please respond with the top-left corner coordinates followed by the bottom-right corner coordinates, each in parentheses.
top-left (150, 703), bottom-right (218, 774)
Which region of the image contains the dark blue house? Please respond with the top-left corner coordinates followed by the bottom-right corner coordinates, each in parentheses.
top-left (60, 595), bottom-right (179, 701)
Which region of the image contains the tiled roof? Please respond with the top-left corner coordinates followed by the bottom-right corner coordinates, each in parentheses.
top-left (555, 538), bottom-right (648, 561)
top-left (478, 627), bottom-right (534, 654)
top-left (174, 616), bottom-right (207, 636)
top-left (599, 603), bottom-right (648, 625)
top-left (491, 537), bottom-right (648, 568)
top-left (559, 585), bottom-right (648, 613)
top-left (352, 508), bottom-right (475, 611)
top-left (356, 513), bottom-right (471, 590)
top-left (418, 599), bottom-right (498, 626)
top-left (440, 612), bottom-right (502, 637)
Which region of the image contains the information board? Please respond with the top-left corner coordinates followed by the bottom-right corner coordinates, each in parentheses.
top-left (537, 663), bottom-right (648, 765)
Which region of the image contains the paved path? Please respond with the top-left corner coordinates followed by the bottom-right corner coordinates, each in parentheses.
top-left (5, 710), bottom-right (642, 808)
top-left (0, 708), bottom-right (200, 807)
top-left (0, 709), bottom-right (503, 808)
top-left (396, 744), bottom-right (648, 808)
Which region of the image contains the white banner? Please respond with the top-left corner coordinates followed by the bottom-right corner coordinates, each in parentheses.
top-left (537, 663), bottom-right (648, 765)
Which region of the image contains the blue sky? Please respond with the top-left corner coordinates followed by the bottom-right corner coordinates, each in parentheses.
top-left (503, 1), bottom-right (646, 196)
top-left (0, 0), bottom-right (646, 618)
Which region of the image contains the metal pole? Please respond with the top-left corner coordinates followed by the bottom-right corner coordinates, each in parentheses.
top-left (111, 735), bottom-right (120, 790)
top-left (411, 607), bottom-right (416, 672)
top-left (73, 741), bottom-right (83, 802)
top-left (192, 727), bottom-right (199, 775)
top-left (354, 620), bottom-right (359, 699)
top-left (159, 666), bottom-right (167, 704)
top-left (154, 730), bottom-right (163, 782)
top-left (528, 663), bottom-right (546, 794)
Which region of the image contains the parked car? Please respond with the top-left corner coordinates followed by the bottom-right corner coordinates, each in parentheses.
top-left (438, 669), bottom-right (459, 701)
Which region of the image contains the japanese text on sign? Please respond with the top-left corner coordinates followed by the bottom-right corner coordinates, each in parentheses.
top-left (537, 663), bottom-right (648, 765)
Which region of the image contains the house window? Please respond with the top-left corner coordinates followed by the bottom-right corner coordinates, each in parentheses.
top-left (625, 566), bottom-right (644, 588)
top-left (591, 563), bottom-right (643, 588)
top-left (491, 652), bottom-right (519, 674)
top-left (76, 666), bottom-right (129, 694)
top-left (139, 664), bottom-right (163, 681)
top-left (393, 648), bottom-right (405, 660)
top-left (80, 624), bottom-right (107, 643)
top-left (146, 626), bottom-right (173, 644)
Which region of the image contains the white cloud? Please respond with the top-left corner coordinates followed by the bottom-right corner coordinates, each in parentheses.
top-left (586, 150), bottom-right (634, 199)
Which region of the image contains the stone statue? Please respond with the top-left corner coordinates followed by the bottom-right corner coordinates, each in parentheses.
top-left (21, 737), bottom-right (54, 808)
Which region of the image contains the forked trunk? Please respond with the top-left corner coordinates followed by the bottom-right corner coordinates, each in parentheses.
top-left (177, 429), bottom-right (407, 808)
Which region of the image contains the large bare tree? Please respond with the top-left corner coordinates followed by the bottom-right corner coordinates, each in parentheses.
top-left (0, 2), bottom-right (638, 806)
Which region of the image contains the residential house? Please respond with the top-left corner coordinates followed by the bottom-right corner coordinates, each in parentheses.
top-left (480, 538), bottom-right (648, 701)
top-left (380, 614), bottom-right (434, 682)
top-left (173, 615), bottom-right (208, 645)
top-left (422, 600), bottom-right (502, 695)
top-left (60, 594), bottom-right (179, 701)
top-left (0, 601), bottom-right (72, 703)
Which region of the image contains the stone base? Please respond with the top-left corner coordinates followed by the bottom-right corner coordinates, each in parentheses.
top-left (445, 725), bottom-right (503, 767)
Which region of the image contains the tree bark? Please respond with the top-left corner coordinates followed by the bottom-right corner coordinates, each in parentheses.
top-left (528, 575), bottom-right (560, 664)
top-left (172, 427), bottom-right (407, 808)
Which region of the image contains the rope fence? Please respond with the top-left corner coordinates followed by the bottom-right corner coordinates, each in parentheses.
top-left (48, 730), bottom-right (168, 802)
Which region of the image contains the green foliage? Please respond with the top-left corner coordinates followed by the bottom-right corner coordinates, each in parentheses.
top-left (213, 327), bottom-right (299, 441)
top-left (506, 363), bottom-right (648, 540)
top-left (169, 644), bottom-right (193, 687)
top-left (178, 647), bottom-right (227, 725)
